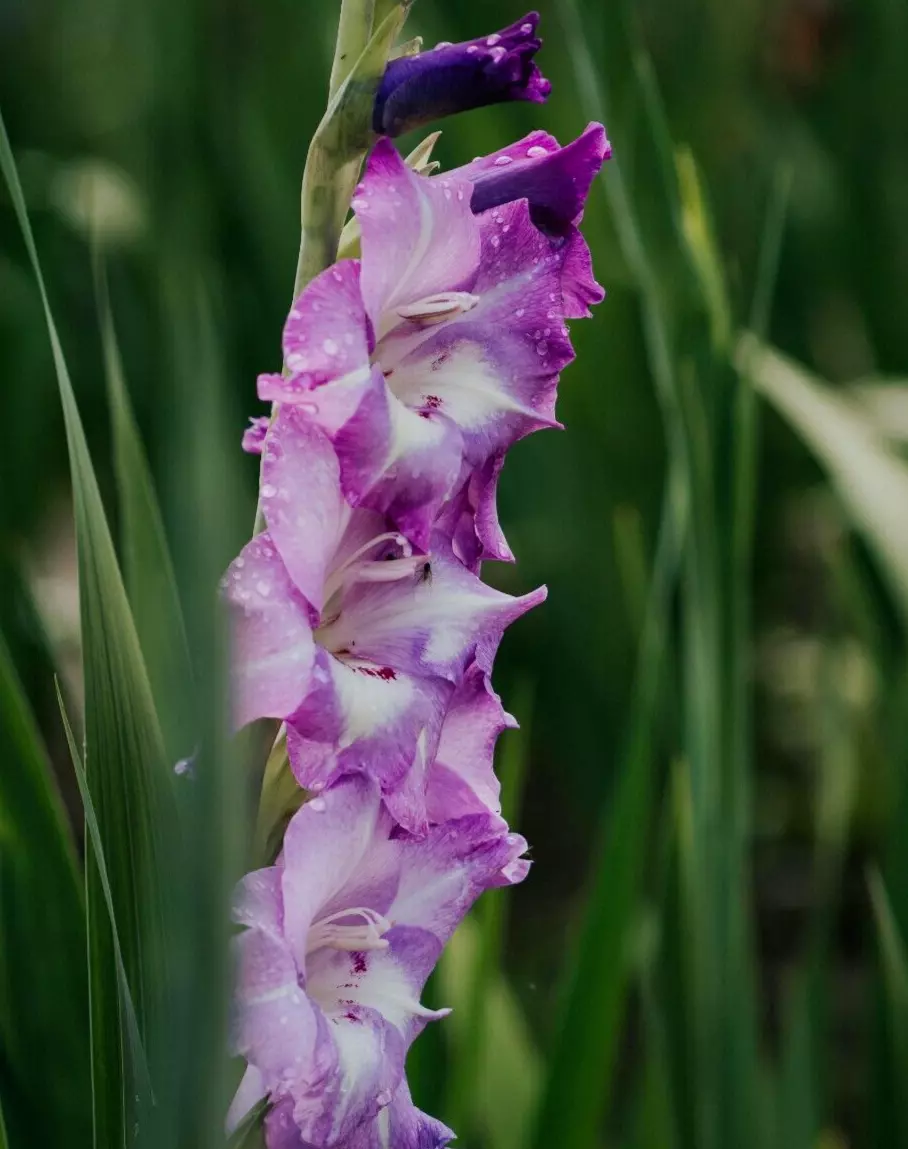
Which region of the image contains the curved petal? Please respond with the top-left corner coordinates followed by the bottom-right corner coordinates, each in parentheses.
top-left (261, 410), bottom-right (348, 615)
top-left (338, 1080), bottom-right (454, 1149)
top-left (426, 664), bottom-right (515, 823)
top-left (330, 367), bottom-right (464, 552)
top-left (222, 534), bottom-right (316, 728)
top-left (375, 198), bottom-right (574, 469)
top-left (331, 534), bottom-right (546, 684)
top-left (280, 775), bottom-right (388, 961)
top-left (437, 451), bottom-right (513, 570)
top-left (387, 814), bottom-right (530, 947)
top-left (353, 139), bottom-right (480, 325)
top-left (450, 122), bottom-right (610, 232)
top-left (287, 664), bottom-right (453, 836)
top-left (283, 260), bottom-right (372, 384)
top-left (231, 912), bottom-right (337, 1134)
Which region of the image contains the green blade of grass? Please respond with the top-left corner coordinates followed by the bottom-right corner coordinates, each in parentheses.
top-left (437, 915), bottom-right (543, 1149)
top-left (868, 869), bottom-right (908, 1147)
top-left (0, 631), bottom-right (90, 1149)
top-left (0, 107), bottom-right (178, 1146)
top-left (738, 336), bottom-right (908, 626)
top-left (531, 468), bottom-right (686, 1149)
top-left (56, 684), bottom-right (155, 1123)
top-left (94, 256), bottom-right (195, 763)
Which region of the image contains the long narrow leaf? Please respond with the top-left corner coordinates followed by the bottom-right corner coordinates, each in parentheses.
top-left (0, 631), bottom-right (89, 1149)
top-left (94, 256), bottom-right (195, 762)
top-left (738, 335), bottom-right (908, 625)
top-left (531, 469), bottom-right (686, 1149)
top-left (56, 684), bottom-right (154, 1117)
top-left (437, 917), bottom-right (542, 1149)
top-left (0, 107), bottom-right (177, 1145)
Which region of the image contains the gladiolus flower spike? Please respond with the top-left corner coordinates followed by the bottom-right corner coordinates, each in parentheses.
top-left (224, 9), bottom-right (607, 1146)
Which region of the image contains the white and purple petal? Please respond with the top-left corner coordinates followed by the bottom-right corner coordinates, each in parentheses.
top-left (426, 663), bottom-right (515, 823)
top-left (330, 367), bottom-right (465, 552)
top-left (353, 139), bottom-right (480, 325)
top-left (376, 197), bottom-right (572, 470)
top-left (327, 534), bottom-right (546, 685)
top-left (223, 534), bottom-right (316, 728)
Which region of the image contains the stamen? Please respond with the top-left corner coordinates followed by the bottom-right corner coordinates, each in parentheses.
top-left (306, 907), bottom-right (392, 955)
top-left (322, 531), bottom-right (410, 603)
top-left (396, 291), bottom-right (480, 326)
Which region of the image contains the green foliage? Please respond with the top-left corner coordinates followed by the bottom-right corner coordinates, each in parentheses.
top-left (0, 634), bottom-right (89, 1148)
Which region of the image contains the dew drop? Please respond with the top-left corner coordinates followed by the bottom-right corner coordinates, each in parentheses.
top-left (489, 45), bottom-right (507, 62)
top-left (536, 341), bottom-right (548, 355)
top-left (323, 338), bottom-right (339, 355)
top-left (256, 580), bottom-right (271, 596)
top-left (309, 797), bottom-right (327, 812)
top-left (466, 44), bottom-right (478, 53)
top-left (521, 22), bottom-right (534, 33)
top-left (376, 1090), bottom-right (392, 1107)
top-left (235, 557), bottom-right (246, 569)
top-left (486, 33), bottom-right (501, 45)
top-left (515, 308), bottom-right (525, 318)
top-left (493, 155), bottom-right (514, 166)
top-left (491, 235), bottom-right (500, 247)
top-left (261, 483), bottom-right (276, 498)
top-left (527, 145), bottom-right (548, 158)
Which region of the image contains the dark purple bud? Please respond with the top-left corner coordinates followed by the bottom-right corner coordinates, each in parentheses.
top-left (373, 13), bottom-right (551, 138)
top-left (452, 122), bottom-right (611, 235)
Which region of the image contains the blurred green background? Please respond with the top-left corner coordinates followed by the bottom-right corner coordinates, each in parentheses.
top-left (2, 0), bottom-right (908, 1147)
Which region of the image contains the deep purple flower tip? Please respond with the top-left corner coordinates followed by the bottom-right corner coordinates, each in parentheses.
top-left (456, 122), bottom-right (612, 235)
top-left (373, 12), bottom-right (551, 137)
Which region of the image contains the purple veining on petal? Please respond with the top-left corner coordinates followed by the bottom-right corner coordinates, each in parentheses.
top-left (373, 13), bottom-right (550, 138)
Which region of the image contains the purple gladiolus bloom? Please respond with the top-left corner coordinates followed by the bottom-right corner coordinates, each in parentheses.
top-left (222, 408), bottom-right (544, 834)
top-left (258, 136), bottom-right (604, 563)
top-left (373, 13), bottom-right (550, 138)
top-left (228, 774), bottom-right (529, 1148)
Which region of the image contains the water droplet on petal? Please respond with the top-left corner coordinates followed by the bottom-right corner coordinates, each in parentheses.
top-left (323, 338), bottom-right (339, 355)
top-left (521, 22), bottom-right (534, 33)
top-left (527, 145), bottom-right (548, 158)
top-left (376, 1090), bottom-right (392, 1107)
top-left (486, 33), bottom-right (501, 45)
top-left (261, 483), bottom-right (276, 498)
top-left (256, 580), bottom-right (271, 596)
top-left (489, 45), bottom-right (506, 62)
top-left (493, 155), bottom-right (514, 166)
